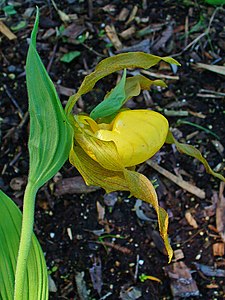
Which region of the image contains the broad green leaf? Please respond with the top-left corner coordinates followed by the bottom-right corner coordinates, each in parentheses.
top-left (11, 21), bottom-right (27, 32)
top-left (90, 69), bottom-right (127, 120)
top-left (26, 9), bottom-right (73, 189)
top-left (0, 190), bottom-right (48, 299)
top-left (205, 0), bottom-right (225, 5)
top-left (65, 52), bottom-right (180, 114)
top-left (166, 130), bottom-right (225, 182)
top-left (60, 51), bottom-right (81, 63)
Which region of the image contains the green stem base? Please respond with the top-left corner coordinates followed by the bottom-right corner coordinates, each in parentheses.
top-left (14, 182), bottom-right (37, 300)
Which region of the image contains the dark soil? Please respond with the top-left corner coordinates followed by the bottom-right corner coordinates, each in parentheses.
top-left (1, 1), bottom-right (225, 299)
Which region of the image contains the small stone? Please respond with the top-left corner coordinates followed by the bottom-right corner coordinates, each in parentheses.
top-left (138, 260), bottom-right (144, 265)
top-left (7, 65), bottom-right (16, 72)
top-left (8, 73), bottom-right (16, 80)
top-left (195, 253), bottom-right (201, 260)
top-left (115, 261), bottom-right (120, 267)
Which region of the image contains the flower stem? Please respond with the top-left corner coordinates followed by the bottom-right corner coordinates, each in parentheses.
top-left (14, 182), bottom-right (37, 300)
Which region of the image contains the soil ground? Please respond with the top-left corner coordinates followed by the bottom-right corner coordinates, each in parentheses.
top-left (1, 1), bottom-right (225, 299)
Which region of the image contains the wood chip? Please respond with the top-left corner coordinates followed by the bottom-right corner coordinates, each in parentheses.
top-left (10, 176), bottom-right (27, 191)
top-left (151, 230), bottom-right (167, 256)
top-left (206, 283), bottom-right (219, 289)
top-left (213, 243), bottom-right (224, 257)
top-left (119, 26), bottom-right (136, 40)
top-left (147, 159), bottom-right (206, 199)
top-left (117, 8), bottom-right (129, 21)
top-left (194, 262), bottom-right (225, 277)
top-left (54, 176), bottom-right (100, 196)
top-left (211, 140), bottom-right (224, 157)
top-left (173, 249), bottom-right (185, 261)
top-left (89, 257), bottom-right (103, 295)
top-left (125, 5), bottom-right (138, 25)
top-left (75, 272), bottom-right (89, 300)
top-left (96, 201), bottom-right (105, 223)
top-left (61, 23), bottom-right (85, 39)
top-left (195, 63), bottom-right (225, 76)
top-left (105, 25), bottom-right (123, 50)
top-left (42, 28), bottom-right (56, 40)
top-left (216, 182), bottom-right (225, 243)
top-left (119, 39), bottom-right (150, 53)
top-left (185, 211), bottom-right (198, 229)
top-left (0, 21), bottom-right (17, 40)
top-left (56, 84), bottom-right (76, 97)
top-left (164, 261), bottom-right (200, 298)
top-left (152, 23), bottom-right (173, 52)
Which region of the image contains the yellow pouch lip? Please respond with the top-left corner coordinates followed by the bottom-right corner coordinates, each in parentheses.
top-left (95, 109), bottom-right (169, 167)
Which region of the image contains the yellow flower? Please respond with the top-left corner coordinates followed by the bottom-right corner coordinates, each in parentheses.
top-left (74, 109), bottom-right (168, 168)
top-left (69, 109), bottom-right (173, 262)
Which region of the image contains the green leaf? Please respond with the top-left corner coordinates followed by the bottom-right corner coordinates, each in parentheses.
top-left (26, 9), bottom-right (73, 189)
top-left (11, 21), bottom-right (27, 32)
top-left (91, 74), bottom-right (166, 122)
top-left (166, 130), bottom-right (225, 182)
top-left (90, 69), bottom-right (127, 120)
top-left (205, 0), bottom-right (225, 5)
top-left (3, 5), bottom-right (17, 16)
top-left (65, 52), bottom-right (180, 114)
top-left (60, 51), bottom-right (81, 63)
top-left (0, 190), bottom-right (48, 299)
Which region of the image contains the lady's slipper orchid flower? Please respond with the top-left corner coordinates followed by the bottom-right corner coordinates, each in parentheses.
top-left (67, 52), bottom-right (224, 263)
top-left (74, 109), bottom-right (168, 168)
top-left (69, 109), bottom-right (173, 261)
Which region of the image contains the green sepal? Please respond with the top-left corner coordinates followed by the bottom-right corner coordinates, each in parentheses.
top-left (65, 52), bottom-right (180, 115)
top-left (90, 69), bottom-right (127, 120)
top-left (90, 71), bottom-right (167, 121)
top-left (166, 130), bottom-right (225, 182)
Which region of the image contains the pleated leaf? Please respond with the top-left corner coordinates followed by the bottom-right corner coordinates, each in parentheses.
top-left (26, 9), bottom-right (73, 189)
top-left (0, 190), bottom-right (48, 300)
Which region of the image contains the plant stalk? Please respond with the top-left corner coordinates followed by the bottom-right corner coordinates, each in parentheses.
top-left (14, 181), bottom-right (37, 300)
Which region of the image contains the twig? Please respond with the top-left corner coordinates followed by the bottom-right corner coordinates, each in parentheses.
top-left (0, 21), bottom-right (16, 40)
top-left (47, 43), bottom-right (58, 73)
top-left (198, 89), bottom-right (225, 97)
top-left (184, 15), bottom-right (189, 48)
top-left (134, 254), bottom-right (140, 282)
top-left (4, 84), bottom-right (24, 118)
top-left (146, 159), bottom-right (206, 199)
top-left (96, 241), bottom-right (132, 254)
top-left (3, 111), bottom-right (29, 139)
top-left (141, 69), bottom-right (179, 80)
top-left (88, 0), bottom-right (93, 19)
top-left (81, 43), bottom-right (106, 58)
